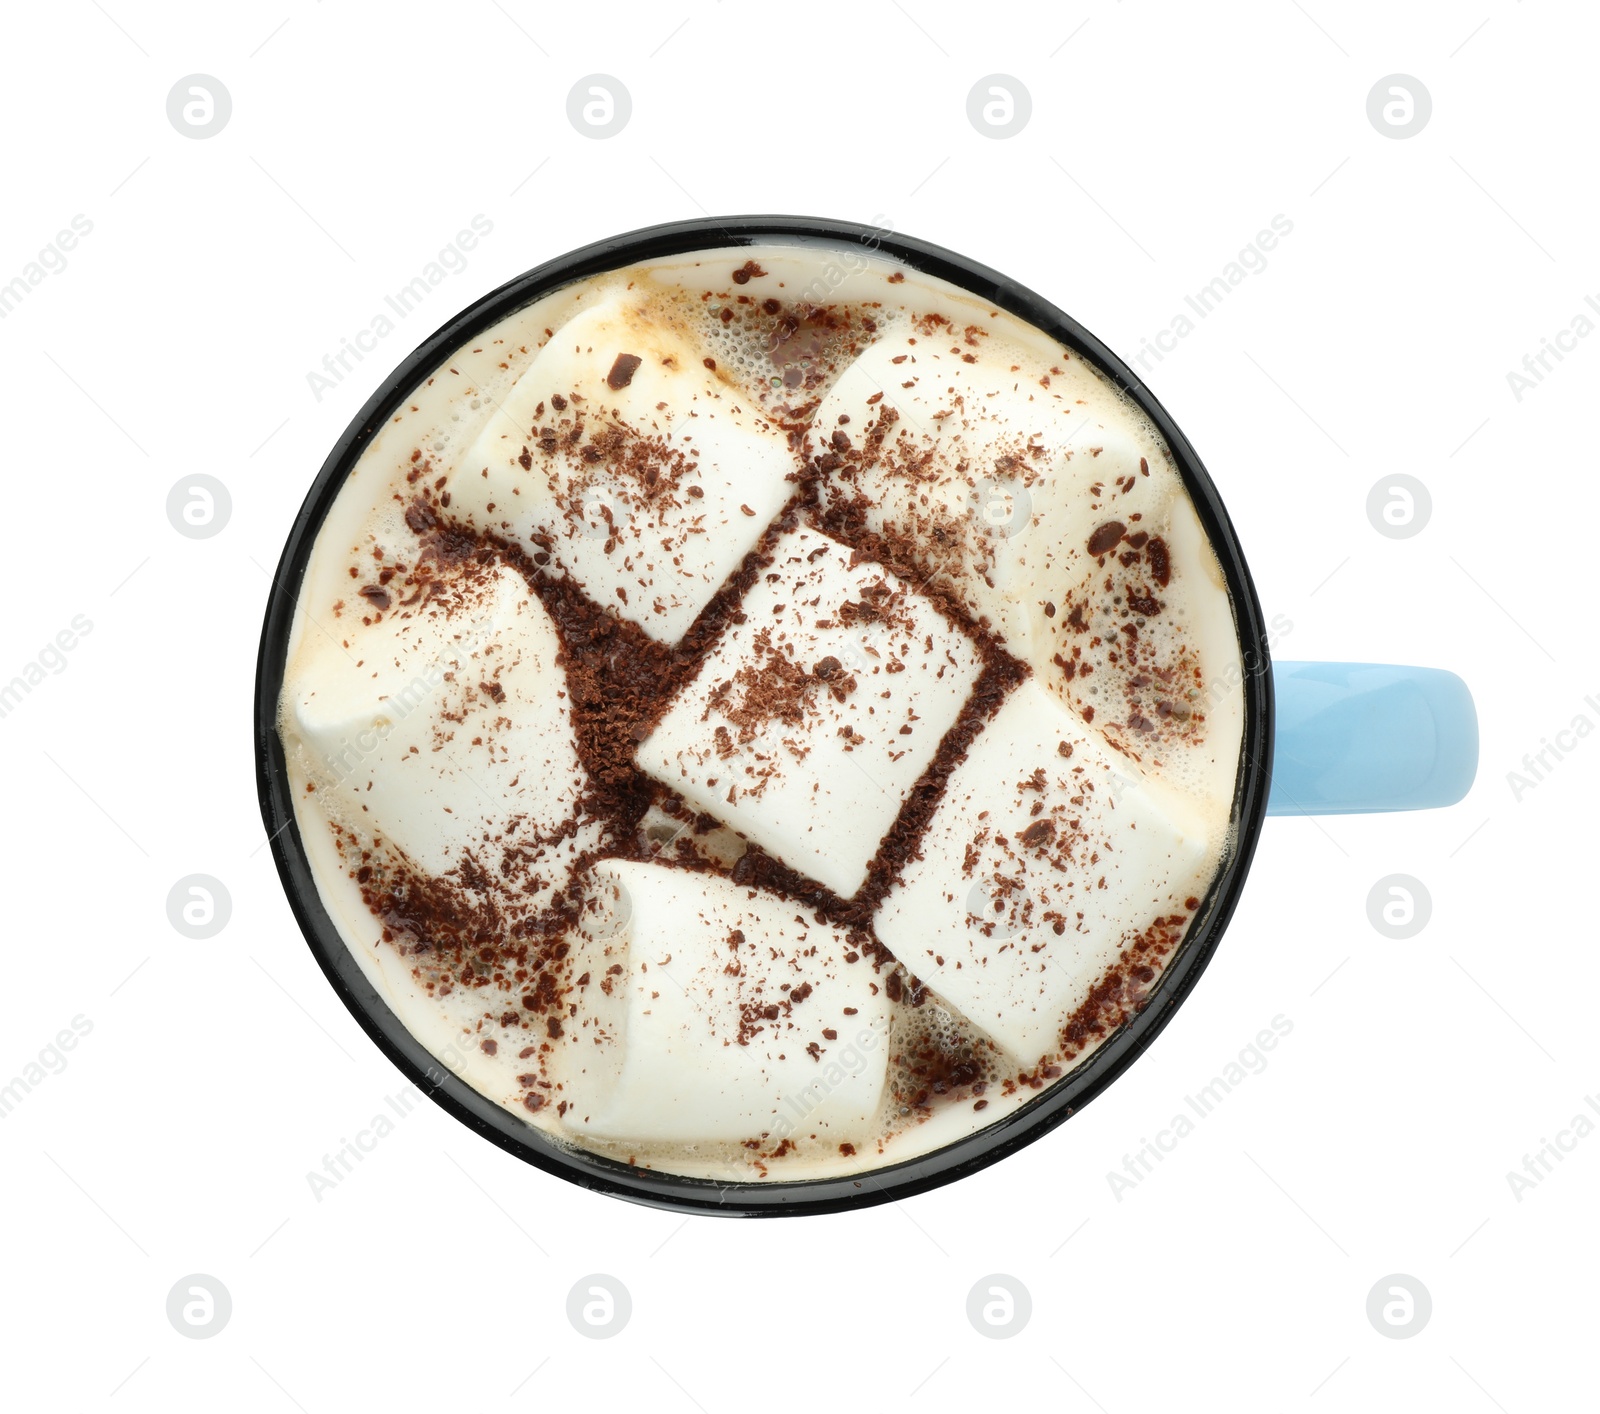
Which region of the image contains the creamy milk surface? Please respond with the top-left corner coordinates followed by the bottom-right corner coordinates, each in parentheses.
top-left (278, 240), bottom-right (1245, 1182)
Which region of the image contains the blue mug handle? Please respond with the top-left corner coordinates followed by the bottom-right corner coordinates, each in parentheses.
top-left (1266, 662), bottom-right (1478, 815)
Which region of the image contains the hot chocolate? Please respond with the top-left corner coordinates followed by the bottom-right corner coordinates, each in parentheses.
top-left (277, 239), bottom-right (1244, 1181)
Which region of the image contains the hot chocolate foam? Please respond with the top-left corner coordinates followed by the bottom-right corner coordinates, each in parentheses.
top-left (277, 240), bottom-right (1244, 1182)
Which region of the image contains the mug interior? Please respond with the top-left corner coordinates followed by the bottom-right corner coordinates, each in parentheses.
top-left (253, 215), bottom-right (1275, 1216)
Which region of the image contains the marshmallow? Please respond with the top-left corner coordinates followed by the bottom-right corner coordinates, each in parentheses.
top-left (440, 295), bottom-right (797, 643)
top-left (636, 525), bottom-right (983, 897)
top-left (872, 680), bottom-right (1215, 1065)
top-left (288, 563), bottom-right (593, 890)
top-left (554, 861), bottom-right (890, 1143)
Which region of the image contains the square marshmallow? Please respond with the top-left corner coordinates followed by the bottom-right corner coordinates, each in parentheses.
top-left (872, 680), bottom-right (1216, 1065)
top-left (289, 564), bottom-right (594, 884)
top-left (813, 326), bottom-right (1174, 657)
top-left (554, 861), bottom-right (890, 1144)
top-left (443, 295), bottom-right (797, 644)
top-left (635, 526), bottom-right (983, 897)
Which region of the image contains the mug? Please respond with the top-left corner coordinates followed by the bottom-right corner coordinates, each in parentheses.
top-left (254, 216), bottom-right (1478, 1215)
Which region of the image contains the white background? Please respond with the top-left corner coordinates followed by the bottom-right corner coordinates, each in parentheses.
top-left (1, 0), bottom-right (1592, 1407)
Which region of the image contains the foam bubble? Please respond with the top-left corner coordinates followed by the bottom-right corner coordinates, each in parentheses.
top-left (881, 985), bottom-right (1005, 1120)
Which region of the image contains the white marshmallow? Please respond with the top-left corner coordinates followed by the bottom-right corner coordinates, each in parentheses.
top-left (636, 525), bottom-right (983, 897)
top-left (872, 680), bottom-right (1215, 1065)
top-left (441, 295), bottom-right (797, 643)
top-left (813, 323), bottom-right (1167, 641)
top-left (554, 861), bottom-right (890, 1144)
top-left (288, 563), bottom-right (594, 888)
